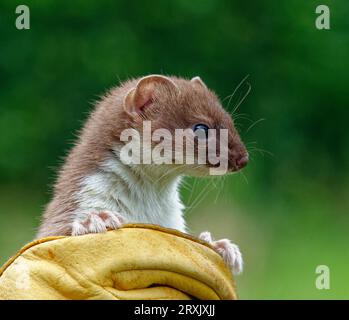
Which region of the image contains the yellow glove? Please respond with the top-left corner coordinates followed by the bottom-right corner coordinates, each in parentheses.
top-left (0, 224), bottom-right (237, 300)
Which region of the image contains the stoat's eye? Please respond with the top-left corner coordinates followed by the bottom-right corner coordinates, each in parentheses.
top-left (193, 123), bottom-right (209, 139)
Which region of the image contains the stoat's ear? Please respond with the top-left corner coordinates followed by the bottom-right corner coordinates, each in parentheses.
top-left (191, 76), bottom-right (207, 89)
top-left (124, 75), bottom-right (178, 116)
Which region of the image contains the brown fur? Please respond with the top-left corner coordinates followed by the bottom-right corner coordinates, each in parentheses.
top-left (37, 76), bottom-right (247, 238)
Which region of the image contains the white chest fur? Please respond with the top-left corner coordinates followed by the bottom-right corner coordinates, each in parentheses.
top-left (74, 158), bottom-right (186, 232)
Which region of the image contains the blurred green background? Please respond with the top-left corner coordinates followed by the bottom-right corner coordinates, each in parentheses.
top-left (0, 0), bottom-right (348, 299)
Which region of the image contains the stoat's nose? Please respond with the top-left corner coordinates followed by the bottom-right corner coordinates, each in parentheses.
top-left (235, 154), bottom-right (249, 170)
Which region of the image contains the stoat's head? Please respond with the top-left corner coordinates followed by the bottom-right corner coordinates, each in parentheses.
top-left (117, 75), bottom-right (248, 177)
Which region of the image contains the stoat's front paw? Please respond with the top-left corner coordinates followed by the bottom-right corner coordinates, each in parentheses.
top-left (72, 211), bottom-right (125, 236)
top-left (199, 231), bottom-right (243, 275)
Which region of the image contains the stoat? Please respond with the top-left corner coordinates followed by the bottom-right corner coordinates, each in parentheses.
top-left (37, 75), bottom-right (249, 274)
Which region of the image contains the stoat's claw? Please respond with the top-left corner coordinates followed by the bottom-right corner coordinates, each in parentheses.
top-left (198, 231), bottom-right (213, 243)
top-left (72, 211), bottom-right (124, 236)
top-left (199, 231), bottom-right (243, 275)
